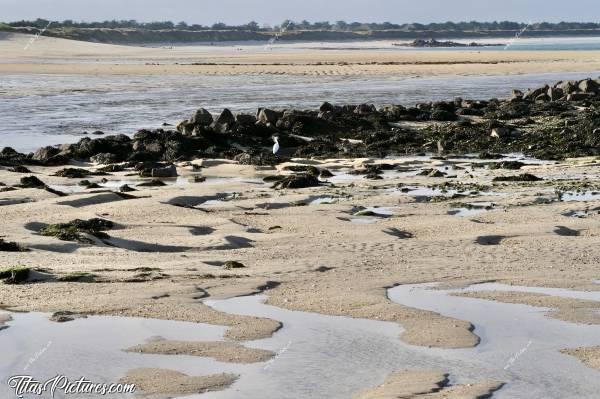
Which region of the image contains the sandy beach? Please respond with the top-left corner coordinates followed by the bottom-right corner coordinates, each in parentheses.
top-left (3, 32), bottom-right (600, 77)
top-left (3, 28), bottom-right (600, 399)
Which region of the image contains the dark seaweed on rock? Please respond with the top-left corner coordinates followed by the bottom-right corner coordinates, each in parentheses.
top-left (40, 218), bottom-right (114, 243)
top-left (493, 174), bottom-right (543, 182)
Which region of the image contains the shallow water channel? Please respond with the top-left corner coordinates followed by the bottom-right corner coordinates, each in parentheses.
top-left (2, 282), bottom-right (600, 398)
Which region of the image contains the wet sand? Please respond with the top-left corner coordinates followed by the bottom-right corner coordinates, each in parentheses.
top-left (3, 157), bottom-right (600, 396)
top-left (121, 369), bottom-right (237, 399)
top-left (561, 347), bottom-right (600, 370)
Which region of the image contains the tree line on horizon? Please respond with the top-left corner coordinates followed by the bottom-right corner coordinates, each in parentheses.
top-left (4, 19), bottom-right (600, 32)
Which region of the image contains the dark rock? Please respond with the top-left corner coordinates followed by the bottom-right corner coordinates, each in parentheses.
top-left (90, 153), bottom-right (118, 164)
top-left (9, 165), bottom-right (32, 173)
top-left (493, 173), bottom-right (543, 182)
top-left (223, 261), bottom-right (246, 270)
top-left (150, 164), bottom-right (177, 178)
top-left (137, 179), bottom-right (167, 187)
top-left (319, 168), bottom-right (334, 178)
top-left (215, 108), bottom-right (235, 125)
top-left (567, 93), bottom-right (595, 101)
top-left (119, 184), bottom-right (136, 192)
top-left (578, 79), bottom-right (598, 94)
top-left (19, 176), bottom-right (46, 188)
top-left (0, 239), bottom-right (28, 252)
top-left (41, 218), bottom-right (114, 243)
top-left (190, 108), bottom-right (214, 126)
top-left (272, 174), bottom-right (320, 189)
top-left (235, 113), bottom-right (257, 125)
top-left (257, 108), bottom-right (281, 125)
top-left (54, 168), bottom-right (96, 178)
top-left (491, 161), bottom-right (525, 170)
top-left (32, 146), bottom-right (60, 163)
top-left (354, 104), bottom-right (376, 115)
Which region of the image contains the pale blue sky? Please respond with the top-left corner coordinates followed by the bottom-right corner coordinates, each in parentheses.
top-left (2, 0), bottom-right (599, 24)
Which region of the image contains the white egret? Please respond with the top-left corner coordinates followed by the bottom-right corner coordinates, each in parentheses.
top-left (273, 137), bottom-right (280, 155)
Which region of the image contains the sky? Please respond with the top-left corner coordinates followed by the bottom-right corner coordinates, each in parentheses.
top-left (2, 0), bottom-right (600, 25)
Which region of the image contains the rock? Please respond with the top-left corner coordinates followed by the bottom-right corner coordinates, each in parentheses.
top-left (50, 311), bottom-right (87, 323)
top-left (547, 87), bottom-right (564, 101)
top-left (428, 169), bottom-right (446, 178)
top-left (151, 165), bottom-right (177, 178)
top-left (257, 108), bottom-right (281, 125)
top-left (119, 184), bottom-right (136, 192)
top-left (235, 113), bottom-right (257, 125)
top-left (493, 174), bottom-right (543, 182)
top-left (90, 153), bottom-right (118, 164)
top-left (223, 261), bottom-right (246, 270)
top-left (91, 131), bottom-right (104, 135)
top-left (510, 89), bottom-right (524, 100)
top-left (176, 120), bottom-right (195, 135)
top-left (0, 239), bottom-right (27, 252)
top-left (215, 109), bottom-right (235, 125)
top-left (19, 175), bottom-right (46, 188)
top-left (578, 79), bottom-right (598, 93)
top-left (365, 172), bottom-right (384, 180)
top-left (190, 108), bottom-right (214, 126)
top-left (319, 102), bottom-right (335, 113)
top-left (272, 174), bottom-right (321, 189)
top-left (567, 93), bottom-right (595, 101)
top-left (9, 165), bottom-right (31, 173)
top-left (555, 80), bottom-right (578, 94)
top-left (354, 104), bottom-right (376, 115)
top-left (137, 179), bottom-right (167, 187)
top-left (54, 168), bottom-right (95, 178)
top-left (491, 161), bottom-right (525, 170)
top-left (523, 85), bottom-right (548, 101)
top-left (319, 169), bottom-right (334, 178)
top-left (32, 146), bottom-right (60, 162)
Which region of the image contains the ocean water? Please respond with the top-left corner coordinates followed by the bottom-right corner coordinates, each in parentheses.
top-left (1, 71), bottom-right (599, 153)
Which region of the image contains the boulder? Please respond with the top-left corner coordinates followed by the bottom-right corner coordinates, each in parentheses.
top-left (319, 102), bottom-right (335, 113)
top-left (215, 109), bottom-right (235, 125)
top-left (567, 93), bottom-right (595, 101)
top-left (190, 108), bottom-right (214, 126)
top-left (32, 146), bottom-right (60, 162)
top-left (235, 113), bottom-right (257, 125)
top-left (257, 108), bottom-right (281, 125)
top-left (523, 85), bottom-right (548, 101)
top-left (90, 153), bottom-right (118, 165)
top-left (272, 173), bottom-right (320, 189)
top-left (151, 164), bottom-right (177, 178)
top-left (176, 120), bottom-right (195, 135)
top-left (578, 79), bottom-right (599, 94)
top-left (354, 103), bottom-right (376, 115)
top-left (510, 90), bottom-right (524, 100)
top-left (547, 87), bottom-right (564, 101)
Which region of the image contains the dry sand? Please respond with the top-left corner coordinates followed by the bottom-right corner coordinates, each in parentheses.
top-left (120, 368), bottom-right (237, 399)
top-left (3, 32), bottom-right (600, 77)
